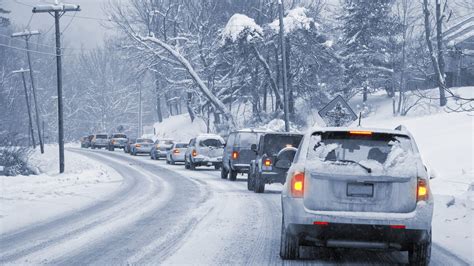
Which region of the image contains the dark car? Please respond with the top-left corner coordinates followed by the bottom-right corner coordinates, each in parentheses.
top-left (248, 132), bottom-right (303, 193)
top-left (108, 133), bottom-right (128, 151)
top-left (150, 138), bottom-right (174, 160)
top-left (80, 135), bottom-right (92, 148)
top-left (221, 129), bottom-right (266, 181)
top-left (91, 134), bottom-right (109, 149)
top-left (124, 138), bottom-right (136, 153)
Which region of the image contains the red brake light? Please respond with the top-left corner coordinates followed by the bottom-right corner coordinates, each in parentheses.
top-left (192, 150), bottom-right (197, 157)
top-left (232, 151), bottom-right (239, 160)
top-left (136, 144), bottom-right (141, 147)
top-left (417, 179), bottom-right (428, 201)
top-left (313, 221), bottom-right (329, 226)
top-left (264, 159), bottom-right (272, 166)
top-left (290, 172), bottom-right (305, 198)
top-left (173, 149), bottom-right (180, 154)
top-left (390, 225), bottom-right (406, 229)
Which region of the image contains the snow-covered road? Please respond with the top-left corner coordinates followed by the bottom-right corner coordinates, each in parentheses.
top-left (1, 148), bottom-right (469, 265)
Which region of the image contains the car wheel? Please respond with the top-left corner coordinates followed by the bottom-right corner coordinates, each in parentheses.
top-left (110, 146), bottom-right (115, 151)
top-left (189, 160), bottom-right (196, 170)
top-left (280, 216), bottom-right (300, 260)
top-left (254, 173), bottom-right (265, 193)
top-left (221, 166), bottom-right (228, 179)
top-left (229, 168), bottom-right (237, 181)
top-left (170, 158), bottom-right (175, 165)
top-left (185, 160), bottom-right (190, 169)
top-left (91, 145), bottom-right (96, 149)
top-left (408, 229), bottom-right (431, 266)
top-left (247, 171), bottom-right (254, 191)
top-left (214, 164), bottom-right (221, 170)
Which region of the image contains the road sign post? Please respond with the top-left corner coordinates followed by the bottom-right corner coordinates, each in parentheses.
top-left (318, 95), bottom-right (358, 127)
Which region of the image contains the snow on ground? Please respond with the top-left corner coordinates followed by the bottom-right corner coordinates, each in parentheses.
top-left (153, 114), bottom-right (208, 142)
top-left (0, 145), bottom-right (122, 233)
top-left (347, 87), bottom-right (473, 262)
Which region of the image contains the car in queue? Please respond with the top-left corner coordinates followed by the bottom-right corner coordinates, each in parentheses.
top-left (221, 129), bottom-right (266, 181)
top-left (124, 138), bottom-right (136, 153)
top-left (150, 139), bottom-right (174, 160)
top-left (130, 138), bottom-right (154, 156)
top-left (248, 132), bottom-right (303, 193)
top-left (108, 133), bottom-right (128, 151)
top-left (91, 134), bottom-right (109, 149)
top-left (80, 135), bottom-right (91, 148)
top-left (185, 134), bottom-right (225, 170)
top-left (166, 142), bottom-right (189, 165)
top-left (279, 126), bottom-right (434, 265)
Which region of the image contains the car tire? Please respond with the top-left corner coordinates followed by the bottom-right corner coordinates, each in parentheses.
top-left (254, 173), bottom-right (265, 193)
top-left (189, 160), bottom-right (196, 170)
top-left (91, 145), bottom-right (96, 149)
top-left (280, 216), bottom-right (300, 260)
top-left (110, 146), bottom-right (115, 151)
top-left (185, 159), bottom-right (190, 169)
top-left (221, 167), bottom-right (228, 179)
top-left (214, 164), bottom-right (221, 170)
top-left (229, 168), bottom-right (237, 181)
top-left (408, 230), bottom-right (431, 266)
top-left (170, 158), bottom-right (175, 165)
top-left (247, 171), bottom-right (254, 191)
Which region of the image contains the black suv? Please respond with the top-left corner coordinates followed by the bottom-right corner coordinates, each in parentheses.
top-left (248, 132), bottom-right (303, 193)
top-left (221, 129), bottom-right (266, 181)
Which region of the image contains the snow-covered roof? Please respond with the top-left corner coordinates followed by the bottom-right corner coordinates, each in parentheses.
top-left (222, 14), bottom-right (263, 43)
top-left (268, 7), bottom-right (316, 35)
top-left (195, 134), bottom-right (225, 141)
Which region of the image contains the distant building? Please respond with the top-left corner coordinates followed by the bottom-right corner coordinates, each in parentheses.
top-left (443, 16), bottom-right (474, 87)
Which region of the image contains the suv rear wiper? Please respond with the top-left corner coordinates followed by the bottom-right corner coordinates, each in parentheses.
top-left (330, 159), bottom-right (372, 173)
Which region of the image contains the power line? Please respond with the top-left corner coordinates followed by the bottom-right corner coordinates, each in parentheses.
top-left (0, 43), bottom-right (61, 56)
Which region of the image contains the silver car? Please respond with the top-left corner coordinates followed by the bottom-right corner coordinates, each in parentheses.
top-left (166, 142), bottom-right (189, 164)
top-left (280, 126), bottom-right (434, 265)
top-left (185, 134), bottom-right (225, 170)
top-left (130, 138), bottom-right (154, 156)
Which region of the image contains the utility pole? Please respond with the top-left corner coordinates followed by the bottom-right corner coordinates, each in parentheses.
top-left (278, 0), bottom-right (290, 132)
top-left (11, 30), bottom-right (44, 154)
top-left (33, 2), bottom-right (80, 173)
top-left (13, 69), bottom-right (36, 148)
top-left (138, 84), bottom-right (142, 137)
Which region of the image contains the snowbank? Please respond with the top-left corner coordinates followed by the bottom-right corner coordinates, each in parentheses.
top-left (153, 114), bottom-right (208, 142)
top-left (0, 145), bottom-right (122, 233)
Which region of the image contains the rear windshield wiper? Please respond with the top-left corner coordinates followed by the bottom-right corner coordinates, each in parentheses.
top-left (330, 159), bottom-right (372, 173)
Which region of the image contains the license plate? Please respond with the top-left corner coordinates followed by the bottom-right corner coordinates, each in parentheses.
top-left (347, 183), bottom-right (374, 197)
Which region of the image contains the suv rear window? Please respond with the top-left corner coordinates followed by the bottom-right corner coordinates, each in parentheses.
top-left (306, 131), bottom-right (417, 176)
top-left (237, 133), bottom-right (260, 147)
top-left (113, 134), bottom-right (127, 138)
top-left (308, 132), bottom-right (412, 163)
top-left (96, 134), bottom-right (107, 139)
top-left (160, 140), bottom-right (174, 145)
top-left (199, 139), bottom-right (223, 147)
top-left (262, 134), bottom-right (303, 155)
top-left (136, 139), bottom-right (153, 143)
top-left (175, 143), bottom-right (188, 148)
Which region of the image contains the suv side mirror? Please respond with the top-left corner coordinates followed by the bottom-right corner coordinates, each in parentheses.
top-left (251, 144), bottom-right (257, 152)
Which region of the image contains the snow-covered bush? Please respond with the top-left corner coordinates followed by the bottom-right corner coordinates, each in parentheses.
top-left (0, 135), bottom-right (34, 176)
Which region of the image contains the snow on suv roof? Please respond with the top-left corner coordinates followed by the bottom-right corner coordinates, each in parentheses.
top-left (196, 134), bottom-right (225, 140)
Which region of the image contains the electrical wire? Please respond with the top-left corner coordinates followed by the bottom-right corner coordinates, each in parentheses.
top-left (61, 11), bottom-right (77, 34)
top-left (0, 43), bottom-right (73, 56)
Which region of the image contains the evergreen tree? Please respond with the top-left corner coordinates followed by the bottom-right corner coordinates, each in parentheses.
top-left (339, 0), bottom-right (400, 101)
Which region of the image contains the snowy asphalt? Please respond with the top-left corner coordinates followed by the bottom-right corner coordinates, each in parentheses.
top-left (0, 148), bottom-right (469, 265)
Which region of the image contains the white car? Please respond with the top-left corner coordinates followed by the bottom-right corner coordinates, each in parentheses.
top-left (185, 134), bottom-right (225, 170)
top-left (166, 142), bottom-right (189, 164)
top-left (280, 126), bottom-right (434, 265)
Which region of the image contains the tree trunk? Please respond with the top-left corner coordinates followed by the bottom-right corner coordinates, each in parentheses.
top-left (251, 45), bottom-right (282, 110)
top-left (286, 36), bottom-right (295, 119)
top-left (363, 86), bottom-right (368, 102)
top-left (423, 0), bottom-right (447, 107)
top-left (154, 76), bottom-right (163, 123)
top-left (435, 0), bottom-right (447, 106)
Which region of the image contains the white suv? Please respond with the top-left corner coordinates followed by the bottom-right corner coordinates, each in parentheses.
top-left (280, 126), bottom-right (434, 265)
top-left (185, 134), bottom-right (225, 170)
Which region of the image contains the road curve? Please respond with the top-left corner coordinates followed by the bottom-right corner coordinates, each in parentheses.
top-left (1, 148), bottom-right (469, 265)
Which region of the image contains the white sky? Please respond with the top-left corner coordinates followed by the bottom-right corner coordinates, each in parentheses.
top-left (5, 0), bottom-right (113, 50)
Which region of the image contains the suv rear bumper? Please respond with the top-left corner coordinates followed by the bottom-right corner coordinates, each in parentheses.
top-left (231, 163), bottom-right (250, 173)
top-left (286, 222), bottom-right (429, 251)
top-left (283, 198), bottom-right (433, 232)
top-left (260, 171), bottom-right (286, 184)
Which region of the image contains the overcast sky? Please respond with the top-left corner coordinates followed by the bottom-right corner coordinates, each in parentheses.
top-left (5, 0), bottom-right (113, 50)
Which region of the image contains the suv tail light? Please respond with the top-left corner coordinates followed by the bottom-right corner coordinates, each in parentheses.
top-left (136, 144), bottom-right (141, 148)
top-left (262, 158), bottom-right (272, 171)
top-left (173, 149), bottom-right (180, 154)
top-left (232, 151), bottom-right (239, 160)
top-left (417, 179), bottom-right (428, 201)
top-left (291, 172), bottom-right (305, 198)
top-left (192, 150), bottom-right (197, 157)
